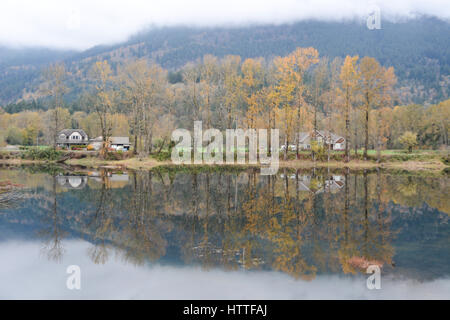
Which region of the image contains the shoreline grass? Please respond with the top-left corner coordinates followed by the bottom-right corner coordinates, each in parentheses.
top-left (1, 149), bottom-right (448, 172)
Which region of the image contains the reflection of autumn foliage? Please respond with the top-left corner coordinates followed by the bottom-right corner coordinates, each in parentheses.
top-left (38, 176), bottom-right (67, 262)
top-left (0, 180), bottom-right (24, 209)
top-left (390, 176), bottom-right (450, 215)
top-left (23, 168), bottom-right (450, 279)
top-left (338, 171), bottom-right (395, 274)
top-left (347, 256), bottom-right (383, 271)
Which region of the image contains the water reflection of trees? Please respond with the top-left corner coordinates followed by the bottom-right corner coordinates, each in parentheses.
top-left (78, 169), bottom-right (396, 279)
top-left (38, 176), bottom-right (67, 262)
top-left (0, 180), bottom-right (24, 209)
top-left (23, 167), bottom-right (448, 280)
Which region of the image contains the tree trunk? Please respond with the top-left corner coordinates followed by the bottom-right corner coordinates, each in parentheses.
top-left (157, 137), bottom-right (167, 154)
top-left (345, 89), bottom-right (350, 162)
top-left (364, 100), bottom-right (369, 160)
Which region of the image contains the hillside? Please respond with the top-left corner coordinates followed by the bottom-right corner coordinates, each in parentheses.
top-left (0, 17), bottom-right (449, 106)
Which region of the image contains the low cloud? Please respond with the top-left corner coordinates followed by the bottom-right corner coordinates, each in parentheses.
top-left (0, 0), bottom-right (449, 50)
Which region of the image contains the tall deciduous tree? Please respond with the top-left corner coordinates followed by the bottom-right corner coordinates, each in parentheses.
top-left (120, 59), bottom-right (167, 154)
top-left (339, 55), bottom-right (359, 162)
top-left (274, 47), bottom-right (319, 160)
top-left (359, 57), bottom-right (396, 159)
top-left (42, 63), bottom-right (68, 147)
top-left (222, 55), bottom-right (243, 129)
top-left (183, 62), bottom-right (201, 122)
top-left (90, 60), bottom-right (116, 155)
top-left (291, 48), bottom-right (319, 159)
top-left (200, 55), bottom-right (218, 128)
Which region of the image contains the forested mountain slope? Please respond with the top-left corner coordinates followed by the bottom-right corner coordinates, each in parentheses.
top-left (0, 17), bottom-right (448, 106)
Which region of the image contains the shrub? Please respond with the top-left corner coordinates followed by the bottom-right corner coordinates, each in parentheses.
top-left (154, 151), bottom-right (172, 162)
top-left (70, 145), bottom-right (86, 150)
top-left (310, 141), bottom-right (327, 161)
top-left (21, 147), bottom-right (62, 160)
top-left (103, 151), bottom-right (132, 160)
top-left (6, 127), bottom-right (25, 145)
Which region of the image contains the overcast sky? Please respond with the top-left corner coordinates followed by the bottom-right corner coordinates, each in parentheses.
top-left (1, 0), bottom-right (449, 50)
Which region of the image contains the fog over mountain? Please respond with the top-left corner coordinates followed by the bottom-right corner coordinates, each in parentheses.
top-left (0, 1), bottom-right (448, 106)
top-left (0, 0), bottom-right (449, 50)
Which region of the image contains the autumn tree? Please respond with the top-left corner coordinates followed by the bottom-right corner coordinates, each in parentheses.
top-left (274, 47), bottom-right (319, 160)
top-left (41, 63), bottom-right (68, 147)
top-left (120, 59), bottom-right (167, 154)
top-left (43, 108), bottom-right (71, 145)
top-left (292, 48), bottom-right (319, 159)
top-left (221, 55), bottom-right (243, 129)
top-left (338, 55), bottom-right (359, 162)
top-left (182, 62), bottom-right (201, 122)
top-left (200, 55), bottom-right (219, 128)
top-left (90, 60), bottom-right (117, 155)
top-left (398, 131), bottom-right (418, 152)
top-left (359, 57), bottom-right (396, 159)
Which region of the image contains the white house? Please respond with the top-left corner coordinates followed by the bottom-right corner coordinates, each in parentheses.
top-left (89, 136), bottom-right (130, 151)
top-left (109, 137), bottom-right (130, 151)
top-left (297, 130), bottom-right (345, 151)
top-left (57, 129), bottom-right (89, 149)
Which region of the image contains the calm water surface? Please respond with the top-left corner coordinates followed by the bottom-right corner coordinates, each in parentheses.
top-left (0, 165), bottom-right (449, 299)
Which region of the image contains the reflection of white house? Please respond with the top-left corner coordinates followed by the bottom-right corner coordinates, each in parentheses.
top-left (192, 243), bottom-right (265, 268)
top-left (87, 171), bottom-right (129, 184)
top-left (324, 175), bottom-right (345, 193)
top-left (110, 174), bottom-right (129, 182)
top-left (297, 175), bottom-right (321, 193)
top-left (296, 175), bottom-right (345, 194)
top-left (57, 129), bottom-right (89, 149)
top-left (298, 130), bottom-right (345, 151)
top-left (56, 175), bottom-right (88, 189)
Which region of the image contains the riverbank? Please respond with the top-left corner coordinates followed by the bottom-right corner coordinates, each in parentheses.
top-left (1, 149), bottom-right (448, 172)
top-left (68, 158), bottom-right (450, 172)
top-left (1, 156), bottom-right (447, 173)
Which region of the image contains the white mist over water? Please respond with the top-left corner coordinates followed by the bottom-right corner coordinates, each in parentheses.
top-left (0, 240), bottom-right (449, 299)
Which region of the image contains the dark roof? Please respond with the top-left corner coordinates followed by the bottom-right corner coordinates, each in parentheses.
top-left (298, 130), bottom-right (345, 144)
top-left (298, 132), bottom-right (310, 143)
top-left (58, 129), bottom-right (88, 138)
